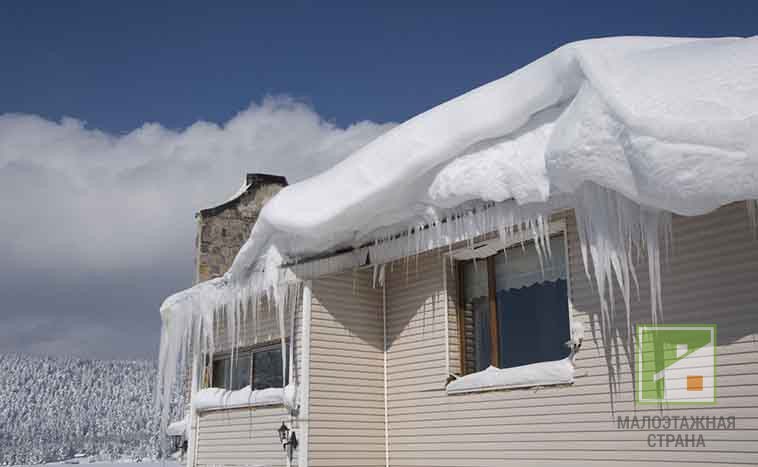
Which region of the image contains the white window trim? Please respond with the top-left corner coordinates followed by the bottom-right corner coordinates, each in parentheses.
top-left (445, 219), bottom-right (581, 394)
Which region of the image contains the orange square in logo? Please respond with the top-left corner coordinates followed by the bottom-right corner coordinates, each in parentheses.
top-left (687, 375), bottom-right (703, 391)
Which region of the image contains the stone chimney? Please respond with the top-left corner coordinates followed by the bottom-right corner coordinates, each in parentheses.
top-left (194, 173), bottom-right (288, 283)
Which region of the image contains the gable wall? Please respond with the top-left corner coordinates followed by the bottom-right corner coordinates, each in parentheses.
top-left (384, 203), bottom-right (758, 466)
top-left (306, 269), bottom-right (386, 467)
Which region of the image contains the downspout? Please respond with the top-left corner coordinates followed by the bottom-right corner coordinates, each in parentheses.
top-left (186, 351), bottom-right (200, 467)
top-left (286, 287), bottom-right (297, 467)
top-left (383, 282), bottom-right (389, 467)
top-left (297, 282), bottom-right (312, 467)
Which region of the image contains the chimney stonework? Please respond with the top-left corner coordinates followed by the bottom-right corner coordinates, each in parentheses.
top-left (194, 174), bottom-right (287, 284)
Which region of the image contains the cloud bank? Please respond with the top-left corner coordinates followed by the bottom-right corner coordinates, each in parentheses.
top-left (0, 96), bottom-right (393, 359)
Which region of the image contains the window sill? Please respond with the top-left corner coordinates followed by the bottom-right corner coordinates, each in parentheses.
top-left (446, 357), bottom-right (575, 395)
top-left (193, 386), bottom-right (285, 413)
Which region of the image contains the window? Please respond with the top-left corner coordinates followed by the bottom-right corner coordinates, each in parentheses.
top-left (458, 234), bottom-right (570, 374)
top-left (210, 342), bottom-right (287, 391)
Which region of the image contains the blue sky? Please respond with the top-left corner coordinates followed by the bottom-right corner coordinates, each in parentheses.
top-left (0, 2), bottom-right (755, 360)
top-left (2, 2), bottom-right (756, 133)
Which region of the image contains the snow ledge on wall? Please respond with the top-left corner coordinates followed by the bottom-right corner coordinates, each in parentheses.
top-left (192, 386), bottom-right (285, 412)
top-left (446, 358), bottom-right (575, 394)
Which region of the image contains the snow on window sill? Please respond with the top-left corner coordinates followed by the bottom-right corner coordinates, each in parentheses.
top-left (192, 386), bottom-right (285, 412)
top-left (166, 417), bottom-right (188, 436)
top-left (446, 357), bottom-right (575, 395)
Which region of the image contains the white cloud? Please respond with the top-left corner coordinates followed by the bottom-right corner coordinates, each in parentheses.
top-left (0, 96), bottom-right (394, 273)
top-left (0, 96), bottom-right (393, 358)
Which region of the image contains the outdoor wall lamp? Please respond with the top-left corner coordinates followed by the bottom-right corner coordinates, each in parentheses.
top-left (277, 422), bottom-right (298, 456)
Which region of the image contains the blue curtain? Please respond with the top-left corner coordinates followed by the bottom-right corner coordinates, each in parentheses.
top-left (497, 279), bottom-right (570, 369)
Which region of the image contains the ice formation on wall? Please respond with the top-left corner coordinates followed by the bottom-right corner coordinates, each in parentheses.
top-left (157, 35), bottom-right (758, 429)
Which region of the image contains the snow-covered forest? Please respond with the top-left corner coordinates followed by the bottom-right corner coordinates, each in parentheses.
top-left (0, 353), bottom-right (182, 466)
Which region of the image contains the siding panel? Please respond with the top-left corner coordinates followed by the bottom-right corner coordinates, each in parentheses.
top-left (308, 269), bottom-right (386, 467)
top-left (195, 405), bottom-right (289, 466)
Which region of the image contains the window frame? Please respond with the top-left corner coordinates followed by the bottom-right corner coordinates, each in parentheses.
top-left (452, 220), bottom-right (573, 376)
top-left (209, 339), bottom-right (287, 391)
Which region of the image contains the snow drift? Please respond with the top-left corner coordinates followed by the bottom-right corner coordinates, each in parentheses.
top-left (157, 36), bottom-right (758, 430)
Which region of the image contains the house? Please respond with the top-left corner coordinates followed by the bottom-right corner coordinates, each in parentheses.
top-left (159, 36), bottom-right (758, 467)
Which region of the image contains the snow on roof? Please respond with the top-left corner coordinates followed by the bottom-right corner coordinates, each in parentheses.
top-left (222, 36), bottom-right (757, 271)
top-left (157, 36), bottom-right (758, 430)
top-left (197, 173), bottom-right (288, 217)
top-left (204, 180), bottom-right (250, 212)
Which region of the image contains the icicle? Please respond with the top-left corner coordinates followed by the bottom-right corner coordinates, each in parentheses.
top-left (156, 244), bottom-right (305, 451)
top-left (573, 183), bottom-right (672, 338)
top-left (748, 200), bottom-right (758, 238)
top-left (378, 263), bottom-right (386, 287)
top-left (372, 264), bottom-right (379, 288)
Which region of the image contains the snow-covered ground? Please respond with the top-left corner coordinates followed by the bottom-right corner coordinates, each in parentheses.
top-left (12, 462), bottom-right (181, 467)
top-left (0, 354), bottom-right (183, 466)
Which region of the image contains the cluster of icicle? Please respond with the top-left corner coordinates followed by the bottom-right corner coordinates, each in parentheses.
top-left (573, 184), bottom-right (672, 341)
top-left (366, 195), bottom-right (571, 287)
top-left (156, 244), bottom-right (302, 443)
top-left (366, 182), bottom-right (676, 342)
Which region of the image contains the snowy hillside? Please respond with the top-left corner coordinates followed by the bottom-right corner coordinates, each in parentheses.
top-left (0, 354), bottom-right (182, 466)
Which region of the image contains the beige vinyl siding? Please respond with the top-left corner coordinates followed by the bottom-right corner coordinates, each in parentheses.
top-left (384, 203), bottom-right (758, 466)
top-left (308, 269), bottom-right (386, 467)
top-left (195, 405), bottom-right (289, 466)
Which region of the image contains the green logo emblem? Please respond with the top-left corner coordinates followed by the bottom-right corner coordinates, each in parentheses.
top-left (636, 325), bottom-right (716, 404)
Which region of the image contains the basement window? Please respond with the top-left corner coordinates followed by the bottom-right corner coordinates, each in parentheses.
top-left (211, 341), bottom-right (287, 391)
top-left (450, 232), bottom-right (574, 393)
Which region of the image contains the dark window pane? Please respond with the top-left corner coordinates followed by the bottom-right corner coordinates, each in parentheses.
top-left (473, 299), bottom-right (491, 371)
top-left (212, 358), bottom-right (228, 389)
top-left (212, 354), bottom-right (251, 390)
top-left (252, 347), bottom-right (284, 390)
top-left (494, 235), bottom-right (570, 368)
top-left (230, 354), bottom-right (252, 390)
